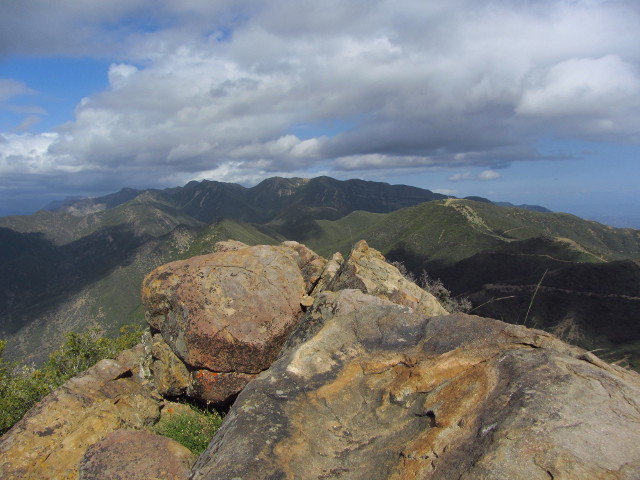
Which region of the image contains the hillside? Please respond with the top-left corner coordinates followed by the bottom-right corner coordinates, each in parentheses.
top-left (1, 177), bottom-right (639, 369)
top-left (2, 240), bottom-right (640, 479)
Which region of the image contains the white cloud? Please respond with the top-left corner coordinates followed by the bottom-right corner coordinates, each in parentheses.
top-left (478, 170), bottom-right (502, 180)
top-left (1, 0), bottom-right (639, 206)
top-left (517, 55), bottom-right (640, 118)
top-left (449, 172), bottom-right (472, 182)
top-left (449, 169), bottom-right (502, 181)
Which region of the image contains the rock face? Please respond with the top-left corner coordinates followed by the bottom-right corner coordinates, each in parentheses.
top-left (326, 240), bottom-right (448, 317)
top-left (79, 429), bottom-right (195, 480)
top-left (191, 290), bottom-right (640, 480)
top-left (0, 359), bottom-right (162, 480)
top-left (142, 242), bottom-right (308, 403)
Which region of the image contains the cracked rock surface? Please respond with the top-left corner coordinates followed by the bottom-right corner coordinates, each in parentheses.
top-left (190, 290), bottom-right (640, 480)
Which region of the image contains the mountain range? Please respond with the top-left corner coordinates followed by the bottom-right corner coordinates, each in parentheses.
top-left (1, 176), bottom-right (639, 370)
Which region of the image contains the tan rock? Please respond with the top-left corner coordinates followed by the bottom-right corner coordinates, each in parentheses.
top-left (326, 240), bottom-right (448, 316)
top-left (281, 240), bottom-right (327, 293)
top-left (0, 360), bottom-right (162, 480)
top-left (311, 252), bottom-right (344, 294)
top-left (79, 429), bottom-right (195, 480)
top-left (300, 295), bottom-right (315, 308)
top-left (191, 291), bottom-right (640, 480)
top-left (115, 343), bottom-right (145, 378)
top-left (213, 240), bottom-right (248, 253)
top-left (150, 333), bottom-right (190, 397)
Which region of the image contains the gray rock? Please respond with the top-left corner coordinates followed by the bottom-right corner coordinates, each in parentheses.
top-left (190, 291), bottom-right (640, 480)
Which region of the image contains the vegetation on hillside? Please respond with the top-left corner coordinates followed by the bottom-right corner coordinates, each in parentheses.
top-left (0, 325), bottom-right (143, 435)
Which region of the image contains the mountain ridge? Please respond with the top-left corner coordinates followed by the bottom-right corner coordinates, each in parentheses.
top-left (1, 176), bottom-right (639, 369)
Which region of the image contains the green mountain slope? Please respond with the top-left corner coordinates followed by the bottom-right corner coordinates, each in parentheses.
top-left (1, 219), bottom-right (283, 365)
top-left (301, 199), bottom-right (640, 368)
top-left (1, 178), bottom-right (639, 370)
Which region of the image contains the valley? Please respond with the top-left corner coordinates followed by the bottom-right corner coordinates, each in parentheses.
top-left (1, 176), bottom-right (639, 370)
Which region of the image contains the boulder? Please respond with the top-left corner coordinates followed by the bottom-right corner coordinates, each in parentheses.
top-left (142, 243), bottom-right (307, 404)
top-left (326, 240), bottom-right (448, 317)
top-left (142, 244), bottom-right (306, 374)
top-left (0, 359), bottom-right (162, 480)
top-left (190, 290), bottom-right (640, 480)
top-left (79, 429), bottom-right (195, 480)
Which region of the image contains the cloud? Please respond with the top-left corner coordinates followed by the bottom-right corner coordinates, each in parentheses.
top-left (478, 170), bottom-right (502, 180)
top-left (449, 169), bottom-right (502, 182)
top-left (449, 172), bottom-right (473, 182)
top-left (0, 79), bottom-right (37, 102)
top-left (517, 55), bottom-right (640, 117)
top-left (0, 0), bottom-right (639, 206)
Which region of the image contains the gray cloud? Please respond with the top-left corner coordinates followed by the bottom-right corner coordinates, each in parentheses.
top-left (1, 0), bottom-right (639, 208)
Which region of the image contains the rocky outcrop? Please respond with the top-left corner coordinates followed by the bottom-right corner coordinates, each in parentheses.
top-left (191, 290), bottom-right (640, 480)
top-left (4, 240), bottom-right (640, 479)
top-left (282, 240), bottom-right (327, 292)
top-left (326, 240), bottom-right (448, 317)
top-left (142, 242), bottom-right (309, 404)
top-left (0, 359), bottom-right (163, 480)
top-left (79, 429), bottom-right (195, 480)
top-left (311, 251), bottom-right (344, 294)
top-left (148, 333), bottom-right (191, 397)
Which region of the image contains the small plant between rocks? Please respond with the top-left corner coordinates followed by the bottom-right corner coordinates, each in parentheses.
top-left (153, 404), bottom-right (224, 455)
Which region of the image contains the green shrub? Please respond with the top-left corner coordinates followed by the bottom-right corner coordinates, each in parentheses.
top-left (0, 324), bottom-right (144, 435)
top-left (153, 405), bottom-right (223, 455)
top-left (390, 261), bottom-right (472, 313)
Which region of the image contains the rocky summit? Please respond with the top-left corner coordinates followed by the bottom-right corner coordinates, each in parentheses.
top-left (2, 240), bottom-right (640, 479)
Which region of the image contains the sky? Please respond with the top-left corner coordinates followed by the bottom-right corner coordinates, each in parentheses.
top-left (1, 0), bottom-right (639, 227)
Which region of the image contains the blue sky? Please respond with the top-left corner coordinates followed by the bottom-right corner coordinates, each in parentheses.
top-left (1, 1), bottom-right (639, 227)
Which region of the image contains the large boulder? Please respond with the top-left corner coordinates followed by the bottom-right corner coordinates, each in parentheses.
top-left (326, 240), bottom-right (448, 317)
top-left (190, 290), bottom-right (640, 480)
top-left (142, 243), bottom-right (306, 373)
top-left (0, 359), bottom-right (162, 480)
top-left (79, 429), bottom-right (195, 480)
top-left (142, 243), bottom-right (308, 403)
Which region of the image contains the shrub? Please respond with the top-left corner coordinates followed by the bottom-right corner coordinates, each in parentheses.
top-left (391, 261), bottom-right (472, 314)
top-left (153, 405), bottom-right (223, 455)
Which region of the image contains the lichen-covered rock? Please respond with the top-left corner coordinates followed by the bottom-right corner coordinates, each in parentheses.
top-left (282, 240), bottom-right (327, 293)
top-left (326, 240), bottom-right (448, 317)
top-left (142, 244), bottom-right (306, 374)
top-left (0, 360), bottom-right (162, 480)
top-left (150, 333), bottom-right (190, 397)
top-left (213, 239), bottom-right (248, 253)
top-left (79, 430), bottom-right (195, 480)
top-left (190, 291), bottom-right (640, 480)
